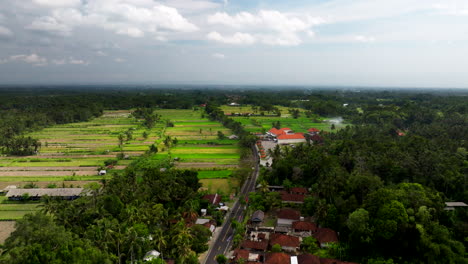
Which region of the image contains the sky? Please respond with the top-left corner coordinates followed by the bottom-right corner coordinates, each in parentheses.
top-left (0, 0), bottom-right (468, 88)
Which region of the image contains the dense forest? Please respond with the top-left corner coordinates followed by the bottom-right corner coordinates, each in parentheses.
top-left (0, 87), bottom-right (466, 263)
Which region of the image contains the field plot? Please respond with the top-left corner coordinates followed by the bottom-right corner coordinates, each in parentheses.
top-left (157, 109), bottom-right (240, 168)
top-left (0, 221), bottom-right (15, 244)
top-left (0, 110), bottom-right (164, 187)
top-left (0, 197), bottom-right (40, 221)
top-left (220, 105), bottom-right (346, 133)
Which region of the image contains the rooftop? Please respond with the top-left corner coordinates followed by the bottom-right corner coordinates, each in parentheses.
top-left (277, 208), bottom-right (301, 220)
top-left (269, 233), bottom-right (300, 248)
top-left (292, 221), bottom-right (317, 232)
top-left (314, 228), bottom-right (339, 245)
top-left (6, 188), bottom-right (84, 197)
top-left (265, 252), bottom-right (291, 264)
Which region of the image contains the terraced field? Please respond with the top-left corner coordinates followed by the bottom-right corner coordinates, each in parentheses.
top-left (0, 110), bottom-right (164, 189)
top-left (0, 109), bottom-right (241, 222)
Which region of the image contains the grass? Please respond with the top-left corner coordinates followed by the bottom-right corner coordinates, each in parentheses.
top-left (197, 170), bottom-right (233, 179)
top-left (199, 178), bottom-right (238, 195)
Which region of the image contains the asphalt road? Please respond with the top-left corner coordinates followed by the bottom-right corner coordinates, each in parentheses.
top-left (204, 147), bottom-right (259, 264)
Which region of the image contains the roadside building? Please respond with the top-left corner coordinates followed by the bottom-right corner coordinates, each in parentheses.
top-left (202, 193), bottom-right (221, 205)
top-left (251, 210), bottom-right (265, 225)
top-left (240, 240), bottom-right (268, 252)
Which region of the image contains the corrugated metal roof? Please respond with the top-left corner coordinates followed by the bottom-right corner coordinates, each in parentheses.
top-left (6, 188), bottom-right (84, 197)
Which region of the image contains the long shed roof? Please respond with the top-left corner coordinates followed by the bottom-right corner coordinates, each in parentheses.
top-left (6, 188), bottom-right (84, 197)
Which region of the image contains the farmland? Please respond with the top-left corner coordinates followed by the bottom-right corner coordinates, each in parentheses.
top-left (155, 109), bottom-right (240, 169)
top-left (0, 110), bottom-right (160, 189)
top-left (0, 108), bottom-right (241, 192)
top-left (220, 104), bottom-right (347, 133)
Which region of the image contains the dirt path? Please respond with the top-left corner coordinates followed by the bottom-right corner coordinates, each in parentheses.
top-left (0, 221), bottom-right (15, 244)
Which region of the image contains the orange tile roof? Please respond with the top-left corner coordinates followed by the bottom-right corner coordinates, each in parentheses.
top-left (277, 133), bottom-right (305, 140)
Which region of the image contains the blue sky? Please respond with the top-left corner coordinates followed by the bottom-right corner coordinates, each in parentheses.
top-left (0, 0), bottom-right (468, 87)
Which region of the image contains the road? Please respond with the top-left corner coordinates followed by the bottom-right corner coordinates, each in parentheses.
top-left (204, 146), bottom-right (259, 264)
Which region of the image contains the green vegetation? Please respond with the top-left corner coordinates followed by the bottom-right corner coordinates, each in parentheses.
top-left (0, 87), bottom-right (466, 263)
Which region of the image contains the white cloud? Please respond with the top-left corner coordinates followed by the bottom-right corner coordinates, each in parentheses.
top-left (117, 27), bottom-right (145, 38)
top-left (207, 10), bottom-right (323, 46)
top-left (52, 59), bottom-right (66, 65)
top-left (25, 1), bottom-right (198, 40)
top-left (161, 0), bottom-right (221, 13)
top-left (115, 58), bottom-right (126, 62)
top-left (0, 25), bottom-right (13, 37)
top-left (27, 16), bottom-right (72, 36)
top-left (96, 51), bottom-right (107, 56)
top-left (207, 31), bottom-right (256, 45)
top-left (69, 58), bottom-right (88, 65)
top-left (33, 0), bottom-right (82, 8)
top-left (354, 35), bottom-right (376, 43)
top-left (7, 54), bottom-right (48, 66)
top-left (212, 53), bottom-right (225, 59)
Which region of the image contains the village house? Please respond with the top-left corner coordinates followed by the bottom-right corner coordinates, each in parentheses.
top-left (232, 248), bottom-right (262, 263)
top-left (313, 228), bottom-right (339, 248)
top-left (277, 208), bottom-right (301, 227)
top-left (269, 233), bottom-right (301, 253)
top-left (281, 192), bottom-right (306, 204)
top-left (240, 240), bottom-right (268, 252)
top-left (297, 254), bottom-right (321, 264)
top-left (277, 133), bottom-right (306, 144)
top-left (202, 193), bottom-right (221, 205)
top-left (265, 252), bottom-right (291, 264)
top-left (251, 210), bottom-right (265, 225)
top-left (307, 128), bottom-right (320, 135)
top-left (292, 221), bottom-right (317, 236)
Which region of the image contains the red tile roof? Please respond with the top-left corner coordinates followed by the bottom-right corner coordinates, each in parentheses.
top-left (277, 133), bottom-right (305, 140)
top-left (233, 249), bottom-right (250, 261)
top-left (298, 254), bottom-right (321, 264)
top-left (240, 240), bottom-right (268, 251)
top-left (319, 258), bottom-right (341, 264)
top-left (290, 187), bottom-right (308, 194)
top-left (308, 128), bottom-right (320, 133)
top-left (277, 208), bottom-right (301, 220)
top-left (202, 194), bottom-right (221, 205)
top-left (265, 253), bottom-right (291, 264)
top-left (292, 221), bottom-right (317, 232)
top-left (269, 233), bottom-right (300, 248)
top-left (310, 134), bottom-right (324, 143)
top-left (281, 193), bottom-right (306, 203)
top-left (314, 228), bottom-right (339, 245)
